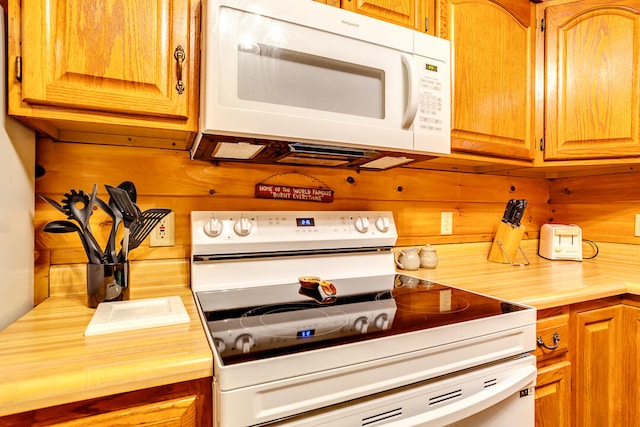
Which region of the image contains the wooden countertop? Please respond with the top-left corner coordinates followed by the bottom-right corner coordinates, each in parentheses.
top-left (2, 242), bottom-right (639, 417)
top-left (0, 262), bottom-right (213, 417)
top-left (399, 240), bottom-right (640, 309)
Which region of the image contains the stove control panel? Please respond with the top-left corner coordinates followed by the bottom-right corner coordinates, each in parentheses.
top-left (192, 211), bottom-right (398, 255)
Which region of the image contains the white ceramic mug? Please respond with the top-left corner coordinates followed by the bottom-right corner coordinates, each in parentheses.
top-left (394, 248), bottom-right (420, 270)
top-left (419, 244), bottom-right (438, 269)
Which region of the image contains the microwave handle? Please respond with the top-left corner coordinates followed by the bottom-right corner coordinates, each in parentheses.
top-left (401, 54), bottom-right (419, 129)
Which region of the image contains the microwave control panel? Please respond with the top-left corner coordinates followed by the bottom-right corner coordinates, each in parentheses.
top-left (416, 60), bottom-right (446, 135)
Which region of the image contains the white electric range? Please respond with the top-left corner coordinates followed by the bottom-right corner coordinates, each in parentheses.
top-left (191, 211), bottom-right (536, 426)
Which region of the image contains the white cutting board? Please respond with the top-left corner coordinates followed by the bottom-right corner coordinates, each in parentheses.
top-left (84, 296), bottom-right (190, 336)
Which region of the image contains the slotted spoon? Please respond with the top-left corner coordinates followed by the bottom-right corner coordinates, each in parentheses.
top-left (105, 185), bottom-right (140, 262)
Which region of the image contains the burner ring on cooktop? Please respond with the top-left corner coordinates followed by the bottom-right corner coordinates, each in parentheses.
top-left (239, 303), bottom-right (349, 338)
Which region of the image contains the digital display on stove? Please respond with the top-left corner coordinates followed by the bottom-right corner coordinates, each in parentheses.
top-left (298, 329), bottom-right (315, 338)
top-left (296, 218), bottom-right (315, 227)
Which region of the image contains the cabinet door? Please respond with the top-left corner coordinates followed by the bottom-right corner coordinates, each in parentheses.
top-left (0, 378), bottom-right (212, 427)
top-left (574, 305), bottom-right (624, 427)
top-left (544, 0), bottom-right (640, 160)
top-left (342, 0), bottom-right (424, 31)
top-left (438, 0), bottom-right (536, 160)
top-left (535, 361), bottom-right (571, 427)
top-left (623, 305), bottom-right (640, 427)
top-left (20, 0), bottom-right (191, 120)
top-left (47, 396), bottom-right (198, 427)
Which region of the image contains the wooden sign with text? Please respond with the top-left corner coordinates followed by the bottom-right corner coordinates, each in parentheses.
top-left (255, 184), bottom-right (334, 203)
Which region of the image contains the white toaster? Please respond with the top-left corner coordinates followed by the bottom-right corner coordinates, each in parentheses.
top-left (539, 224), bottom-right (582, 261)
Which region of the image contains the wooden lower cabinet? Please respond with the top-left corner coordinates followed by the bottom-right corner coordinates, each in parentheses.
top-left (573, 304), bottom-right (624, 427)
top-left (0, 378), bottom-right (212, 427)
top-left (534, 309), bottom-right (571, 426)
top-left (535, 361), bottom-right (571, 427)
top-left (622, 303), bottom-right (640, 427)
top-left (535, 301), bottom-right (640, 426)
top-left (568, 300), bottom-right (640, 427)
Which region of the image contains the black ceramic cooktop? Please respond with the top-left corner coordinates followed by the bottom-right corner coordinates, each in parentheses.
top-left (197, 274), bottom-right (529, 365)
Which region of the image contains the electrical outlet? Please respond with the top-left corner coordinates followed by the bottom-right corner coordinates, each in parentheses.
top-left (635, 214), bottom-right (640, 237)
top-left (150, 212), bottom-right (175, 247)
top-left (441, 212), bottom-right (453, 235)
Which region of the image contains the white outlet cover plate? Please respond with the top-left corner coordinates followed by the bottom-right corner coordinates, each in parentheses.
top-left (441, 212), bottom-right (453, 235)
top-left (150, 212), bottom-right (175, 247)
top-left (84, 296), bottom-right (189, 336)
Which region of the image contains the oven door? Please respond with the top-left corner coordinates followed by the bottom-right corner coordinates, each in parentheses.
top-left (200, 0), bottom-right (449, 154)
top-left (269, 354), bottom-right (536, 427)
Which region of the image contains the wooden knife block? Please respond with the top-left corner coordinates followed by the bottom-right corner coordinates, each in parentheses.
top-left (488, 221), bottom-right (526, 264)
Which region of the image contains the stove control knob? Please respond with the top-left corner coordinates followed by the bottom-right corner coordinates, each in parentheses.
top-left (374, 313), bottom-right (390, 330)
top-left (213, 338), bottom-right (226, 354)
top-left (233, 217), bottom-right (253, 236)
top-left (375, 216), bottom-right (390, 233)
top-left (203, 217), bottom-right (224, 237)
top-left (353, 317), bottom-right (369, 334)
top-left (235, 334), bottom-right (254, 353)
top-left (354, 216), bottom-right (370, 234)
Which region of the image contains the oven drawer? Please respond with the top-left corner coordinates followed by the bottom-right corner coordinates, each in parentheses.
top-left (268, 354), bottom-right (536, 426)
top-left (534, 314), bottom-right (569, 361)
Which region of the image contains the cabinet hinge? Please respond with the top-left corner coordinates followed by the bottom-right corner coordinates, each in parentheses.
top-left (539, 138), bottom-right (545, 151)
top-left (15, 57), bottom-right (22, 82)
top-left (425, 17), bottom-right (429, 33)
top-left (540, 18), bottom-right (546, 32)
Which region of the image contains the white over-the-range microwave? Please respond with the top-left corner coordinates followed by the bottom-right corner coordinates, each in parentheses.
top-left (192, 0), bottom-right (452, 170)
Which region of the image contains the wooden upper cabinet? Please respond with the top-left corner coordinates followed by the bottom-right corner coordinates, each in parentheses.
top-left (22, 0), bottom-right (188, 119)
top-left (8, 0), bottom-right (200, 149)
top-left (438, 0), bottom-right (537, 161)
top-left (544, 0), bottom-right (640, 160)
top-left (342, 0), bottom-right (428, 32)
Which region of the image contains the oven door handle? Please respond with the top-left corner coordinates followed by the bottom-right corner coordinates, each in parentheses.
top-left (384, 361), bottom-right (537, 427)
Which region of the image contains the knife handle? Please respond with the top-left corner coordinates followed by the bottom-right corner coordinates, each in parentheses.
top-left (501, 199), bottom-right (516, 223)
top-left (511, 199), bottom-right (528, 227)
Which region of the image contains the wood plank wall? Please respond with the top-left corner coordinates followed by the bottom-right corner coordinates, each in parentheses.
top-left (549, 172), bottom-right (640, 244)
top-left (35, 138), bottom-right (551, 302)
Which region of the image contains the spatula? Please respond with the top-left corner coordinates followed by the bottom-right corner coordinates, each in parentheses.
top-left (118, 208), bottom-right (172, 260)
top-left (105, 185), bottom-right (140, 263)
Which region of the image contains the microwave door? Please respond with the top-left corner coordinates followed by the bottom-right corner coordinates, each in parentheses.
top-left (205, 5), bottom-right (414, 151)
